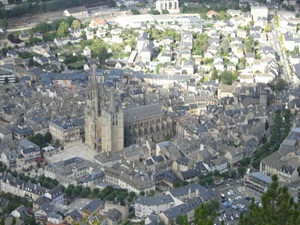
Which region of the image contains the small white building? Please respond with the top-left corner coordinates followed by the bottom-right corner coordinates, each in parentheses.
top-left (135, 195), bottom-right (175, 218)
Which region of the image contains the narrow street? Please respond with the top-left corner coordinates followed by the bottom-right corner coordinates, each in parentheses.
top-left (271, 21), bottom-right (291, 83)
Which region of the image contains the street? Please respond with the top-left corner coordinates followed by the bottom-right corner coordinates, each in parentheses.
top-left (271, 20), bottom-right (291, 83)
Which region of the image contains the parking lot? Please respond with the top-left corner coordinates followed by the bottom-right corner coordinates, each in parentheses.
top-left (213, 179), bottom-right (261, 225)
top-left (45, 143), bottom-right (98, 164)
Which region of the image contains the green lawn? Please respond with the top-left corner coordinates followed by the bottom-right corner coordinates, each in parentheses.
top-left (67, 61), bottom-right (85, 70)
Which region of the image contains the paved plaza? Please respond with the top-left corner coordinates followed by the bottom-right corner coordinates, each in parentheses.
top-left (45, 143), bottom-right (98, 164)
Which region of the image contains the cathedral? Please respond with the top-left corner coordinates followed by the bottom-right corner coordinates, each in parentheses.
top-left (84, 66), bottom-right (124, 152)
top-left (85, 66), bottom-right (173, 152)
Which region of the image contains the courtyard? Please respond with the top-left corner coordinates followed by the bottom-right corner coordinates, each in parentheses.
top-left (45, 143), bottom-right (98, 164)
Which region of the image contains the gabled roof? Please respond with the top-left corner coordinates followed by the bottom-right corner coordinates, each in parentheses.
top-left (81, 198), bottom-right (103, 214)
top-left (135, 194), bottom-right (174, 206)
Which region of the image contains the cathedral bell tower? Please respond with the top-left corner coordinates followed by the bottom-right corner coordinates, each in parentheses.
top-left (84, 65), bottom-right (102, 150)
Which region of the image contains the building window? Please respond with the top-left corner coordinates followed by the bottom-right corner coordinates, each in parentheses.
top-left (116, 121), bottom-right (118, 126)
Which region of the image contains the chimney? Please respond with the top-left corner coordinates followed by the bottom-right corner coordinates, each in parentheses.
top-left (188, 188), bottom-right (191, 199)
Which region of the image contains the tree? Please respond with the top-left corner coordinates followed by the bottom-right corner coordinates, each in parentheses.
top-left (220, 38), bottom-right (230, 54)
top-left (81, 187), bottom-right (91, 198)
top-left (149, 7), bottom-right (160, 15)
top-left (2, 18), bottom-right (8, 30)
top-left (194, 204), bottom-right (216, 225)
top-left (11, 170), bottom-right (17, 177)
top-left (72, 187), bottom-right (81, 197)
top-left (92, 188), bottom-right (100, 198)
top-left (214, 170), bottom-right (220, 177)
top-left (240, 175), bottom-right (300, 225)
top-left (57, 21), bottom-right (69, 37)
top-left (264, 23), bottom-right (272, 32)
top-left (162, 9), bottom-right (169, 14)
top-left (275, 78), bottom-right (287, 92)
top-left (119, 4), bottom-right (126, 10)
top-left (130, 9), bottom-right (140, 15)
top-left (230, 169), bottom-right (237, 178)
top-left (220, 71), bottom-right (234, 85)
top-left (0, 218), bottom-right (4, 225)
top-left (65, 187), bottom-right (73, 196)
top-left (45, 132), bottom-right (52, 143)
top-left (71, 20), bottom-right (81, 29)
top-left (108, 0), bottom-right (116, 7)
top-left (211, 70), bottom-right (218, 80)
top-left (129, 191), bottom-right (136, 198)
top-left (237, 166), bottom-right (247, 177)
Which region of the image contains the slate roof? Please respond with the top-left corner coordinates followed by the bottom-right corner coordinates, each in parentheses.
top-left (249, 172), bottom-right (272, 185)
top-left (40, 204), bottom-right (54, 214)
top-left (124, 104), bottom-right (164, 123)
top-left (50, 117), bottom-right (84, 131)
top-left (161, 196), bottom-right (202, 219)
top-left (12, 124), bottom-right (34, 136)
top-left (135, 194), bottom-right (174, 206)
top-left (81, 198), bottom-right (102, 213)
top-left (169, 183), bottom-right (215, 201)
top-left (67, 209), bottom-right (82, 220)
top-left (105, 208), bottom-right (121, 222)
top-left (162, 204), bottom-right (190, 219)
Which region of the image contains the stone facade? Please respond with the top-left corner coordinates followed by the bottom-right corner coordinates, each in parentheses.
top-left (49, 117), bottom-right (83, 147)
top-left (84, 66), bottom-right (172, 152)
top-left (155, 0), bottom-right (179, 13)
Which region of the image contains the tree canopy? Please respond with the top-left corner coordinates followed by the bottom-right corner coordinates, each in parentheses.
top-left (240, 175), bottom-right (300, 225)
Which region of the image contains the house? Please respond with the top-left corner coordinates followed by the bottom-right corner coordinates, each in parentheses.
top-left (159, 197), bottom-right (202, 225)
top-left (206, 10), bottom-right (218, 18)
top-left (225, 147), bottom-right (245, 167)
top-left (293, 63), bottom-right (300, 87)
top-left (47, 213), bottom-right (64, 224)
top-left (105, 209), bottom-right (122, 225)
top-left (166, 183), bottom-right (215, 202)
top-left (4, 216), bottom-right (25, 225)
top-left (0, 197), bottom-right (10, 213)
top-left (251, 5), bottom-right (268, 20)
top-left (260, 136), bottom-right (300, 184)
top-left (19, 33), bottom-right (30, 41)
top-left (63, 6), bottom-right (88, 17)
top-left (104, 166), bottom-right (155, 195)
top-left (64, 209), bottom-right (83, 224)
top-left (12, 205), bottom-right (27, 218)
top-left (34, 204), bottom-right (55, 222)
top-left (44, 186), bottom-right (64, 206)
top-left (182, 60), bottom-right (194, 75)
top-left (89, 18), bottom-right (107, 29)
top-left (135, 195), bottom-right (175, 218)
top-left (157, 52), bottom-right (172, 63)
top-left (210, 156), bottom-right (228, 173)
top-left (54, 37), bottom-right (70, 47)
top-left (181, 47), bottom-right (191, 60)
